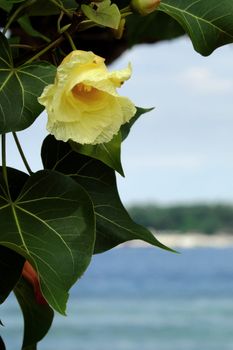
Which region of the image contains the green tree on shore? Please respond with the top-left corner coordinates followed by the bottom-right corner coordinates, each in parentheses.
top-left (129, 204), bottom-right (233, 234)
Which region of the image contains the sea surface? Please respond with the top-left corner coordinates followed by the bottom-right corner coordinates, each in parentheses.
top-left (2, 247), bottom-right (233, 350)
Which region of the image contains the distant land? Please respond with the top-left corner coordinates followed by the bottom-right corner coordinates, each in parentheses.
top-left (128, 204), bottom-right (233, 235)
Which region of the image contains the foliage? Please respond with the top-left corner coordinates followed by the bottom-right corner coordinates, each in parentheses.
top-left (129, 204), bottom-right (233, 234)
top-left (0, 0), bottom-right (233, 349)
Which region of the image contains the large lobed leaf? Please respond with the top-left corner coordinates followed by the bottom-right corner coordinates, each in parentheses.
top-left (0, 32), bottom-right (56, 134)
top-left (126, 10), bottom-right (185, 45)
top-left (0, 245), bottom-right (24, 304)
top-left (14, 278), bottom-right (54, 350)
top-left (0, 168), bottom-right (27, 303)
top-left (42, 136), bottom-right (172, 253)
top-left (0, 168), bottom-right (95, 314)
top-left (70, 133), bottom-right (124, 177)
top-left (0, 336), bottom-right (5, 350)
top-left (70, 108), bottom-right (152, 177)
top-left (159, 0), bottom-right (233, 56)
top-left (120, 107), bottom-right (153, 141)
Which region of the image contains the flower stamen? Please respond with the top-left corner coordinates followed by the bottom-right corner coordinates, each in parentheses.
top-left (72, 83), bottom-right (92, 96)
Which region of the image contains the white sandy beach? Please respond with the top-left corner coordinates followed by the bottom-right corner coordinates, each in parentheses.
top-left (121, 231), bottom-right (233, 249)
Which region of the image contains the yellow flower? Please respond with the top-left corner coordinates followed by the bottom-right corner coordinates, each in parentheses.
top-left (38, 50), bottom-right (136, 144)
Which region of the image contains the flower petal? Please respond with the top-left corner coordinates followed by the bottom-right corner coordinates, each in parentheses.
top-left (38, 50), bottom-right (136, 145)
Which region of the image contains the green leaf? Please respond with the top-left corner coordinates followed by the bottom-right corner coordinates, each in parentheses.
top-left (0, 32), bottom-right (56, 134)
top-left (126, 10), bottom-right (184, 45)
top-left (71, 107), bottom-right (153, 175)
top-left (159, 0), bottom-right (233, 56)
top-left (0, 0), bottom-right (12, 11)
top-left (18, 16), bottom-right (50, 42)
top-left (0, 245), bottom-right (25, 303)
top-left (121, 107), bottom-right (153, 141)
top-left (0, 166), bottom-right (29, 200)
top-left (70, 132), bottom-right (124, 176)
top-left (7, 36), bottom-right (20, 60)
top-left (14, 277), bottom-right (54, 350)
top-left (81, 0), bottom-right (121, 29)
top-left (0, 336), bottom-right (6, 350)
top-left (28, 0), bottom-right (76, 16)
top-left (42, 136), bottom-right (173, 253)
top-left (0, 167), bottom-right (27, 303)
top-left (0, 169), bottom-right (95, 314)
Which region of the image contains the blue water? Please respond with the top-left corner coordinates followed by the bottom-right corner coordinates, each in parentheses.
top-left (2, 248), bottom-right (233, 350)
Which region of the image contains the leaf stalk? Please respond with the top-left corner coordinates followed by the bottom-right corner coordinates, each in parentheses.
top-left (24, 14), bottom-right (80, 64)
top-left (65, 32), bottom-right (77, 50)
top-left (1, 134), bottom-right (11, 199)
top-left (12, 132), bottom-right (33, 175)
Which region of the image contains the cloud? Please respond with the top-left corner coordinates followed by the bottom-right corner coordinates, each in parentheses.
top-left (180, 67), bottom-right (233, 94)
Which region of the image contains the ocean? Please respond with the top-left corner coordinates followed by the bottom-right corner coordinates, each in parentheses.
top-left (2, 247), bottom-right (233, 350)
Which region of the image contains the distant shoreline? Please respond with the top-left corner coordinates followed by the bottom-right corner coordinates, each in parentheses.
top-left (121, 231), bottom-right (233, 249)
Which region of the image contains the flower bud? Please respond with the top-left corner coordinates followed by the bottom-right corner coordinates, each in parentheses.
top-left (22, 261), bottom-right (47, 305)
top-left (131, 0), bottom-right (160, 16)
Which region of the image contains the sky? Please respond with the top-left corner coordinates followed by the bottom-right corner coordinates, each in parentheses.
top-left (3, 36), bottom-right (233, 205)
